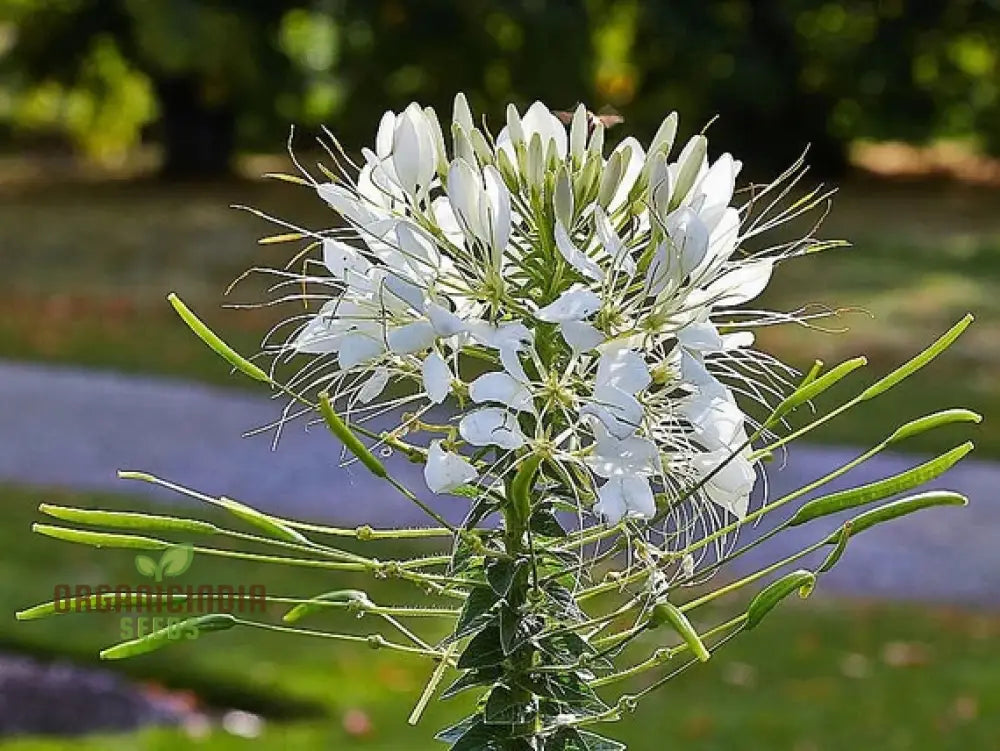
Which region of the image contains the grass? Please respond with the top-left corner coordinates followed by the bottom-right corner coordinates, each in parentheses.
top-left (2, 485), bottom-right (999, 750)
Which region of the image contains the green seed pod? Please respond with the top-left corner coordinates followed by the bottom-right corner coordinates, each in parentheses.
top-left (508, 454), bottom-right (543, 529)
top-left (770, 356), bottom-right (867, 423)
top-left (859, 315), bottom-right (973, 401)
top-left (317, 391), bottom-right (388, 478)
top-left (788, 442), bottom-right (973, 526)
top-left (283, 590), bottom-right (373, 623)
top-left (39, 504), bottom-right (218, 535)
top-left (100, 614), bottom-right (237, 660)
top-left (650, 602), bottom-right (711, 662)
top-left (831, 491), bottom-right (967, 539)
top-left (747, 570), bottom-right (816, 629)
top-left (217, 497), bottom-right (309, 544)
top-left (887, 409), bottom-right (982, 445)
top-left (167, 293), bottom-right (270, 383)
top-left (33, 524), bottom-right (169, 551)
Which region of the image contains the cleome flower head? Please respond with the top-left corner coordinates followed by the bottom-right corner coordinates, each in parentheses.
top-left (257, 95), bottom-right (834, 553)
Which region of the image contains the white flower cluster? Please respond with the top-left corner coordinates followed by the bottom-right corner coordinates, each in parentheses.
top-left (280, 95), bottom-right (808, 528)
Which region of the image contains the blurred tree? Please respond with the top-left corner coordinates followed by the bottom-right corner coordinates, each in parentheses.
top-left (2, 0), bottom-right (300, 176)
top-left (0, 0), bottom-right (996, 177)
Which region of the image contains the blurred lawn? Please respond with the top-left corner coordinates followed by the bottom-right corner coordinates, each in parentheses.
top-left (2, 485), bottom-right (998, 750)
top-left (1, 174), bottom-right (997, 455)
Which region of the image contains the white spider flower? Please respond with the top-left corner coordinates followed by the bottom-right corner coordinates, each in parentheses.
top-left (261, 93), bottom-right (832, 542)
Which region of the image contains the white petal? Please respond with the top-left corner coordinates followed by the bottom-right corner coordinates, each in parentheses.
top-left (392, 107), bottom-right (425, 195)
top-left (608, 137), bottom-right (645, 213)
top-left (383, 273), bottom-right (426, 313)
top-left (426, 301), bottom-right (467, 337)
top-left (536, 286), bottom-right (602, 323)
top-left (569, 104), bottom-right (588, 161)
top-left (595, 476), bottom-right (655, 522)
top-left (677, 321), bottom-right (724, 352)
top-left (555, 222), bottom-right (605, 281)
top-left (375, 111), bottom-right (396, 158)
top-left (453, 93), bottom-right (474, 135)
top-left (704, 260), bottom-right (774, 306)
top-left (692, 450), bottom-right (756, 519)
top-left (521, 101), bottom-right (567, 159)
top-left (357, 368), bottom-right (390, 403)
top-left (593, 479), bottom-right (628, 523)
top-left (323, 238), bottom-right (372, 282)
top-left (560, 320), bottom-right (604, 353)
top-left (582, 386), bottom-right (644, 440)
top-left (722, 331), bottom-right (755, 349)
top-left (620, 475), bottom-right (656, 518)
top-left (469, 372), bottom-right (535, 413)
top-left (593, 206), bottom-right (636, 276)
top-left (482, 165), bottom-right (511, 264)
top-left (387, 321), bottom-right (435, 355)
top-left (459, 408), bottom-right (527, 449)
top-left (395, 222), bottom-right (441, 272)
top-left (338, 333), bottom-right (385, 369)
top-left (589, 430), bottom-right (660, 478)
top-left (596, 347), bottom-right (651, 394)
top-left (697, 153), bottom-right (740, 226)
top-left (683, 385), bottom-right (746, 451)
top-left (666, 207), bottom-right (709, 278)
top-left (472, 320), bottom-right (533, 350)
top-left (424, 440), bottom-right (478, 493)
top-left (500, 344), bottom-right (530, 384)
top-left (422, 351), bottom-right (452, 403)
top-left (447, 159), bottom-right (482, 240)
top-left (293, 301), bottom-right (347, 354)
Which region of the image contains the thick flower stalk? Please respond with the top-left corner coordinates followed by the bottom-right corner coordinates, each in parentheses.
top-left (18, 95), bottom-right (977, 751)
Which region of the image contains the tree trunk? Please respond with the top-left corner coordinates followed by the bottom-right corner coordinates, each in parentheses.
top-left (154, 77), bottom-right (236, 179)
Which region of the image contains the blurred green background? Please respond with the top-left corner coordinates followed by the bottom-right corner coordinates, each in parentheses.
top-left (0, 1), bottom-right (998, 749)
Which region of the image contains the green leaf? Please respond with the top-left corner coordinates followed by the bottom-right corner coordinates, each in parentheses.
top-left (282, 590), bottom-right (372, 623)
top-left (486, 557), bottom-right (529, 598)
top-left (747, 570), bottom-right (817, 629)
top-left (33, 525), bottom-right (169, 550)
top-left (517, 672), bottom-right (606, 714)
top-left (499, 606), bottom-right (544, 655)
top-left (548, 728), bottom-right (627, 751)
top-left (100, 614), bottom-right (237, 659)
top-left (317, 391), bottom-right (387, 478)
top-left (217, 497), bottom-right (310, 544)
top-left (159, 544), bottom-right (194, 578)
top-left (38, 505), bottom-right (218, 535)
top-left (435, 715), bottom-right (480, 743)
top-left (537, 631), bottom-right (596, 665)
top-left (830, 491), bottom-right (968, 540)
top-left (789, 442), bottom-right (974, 526)
top-left (457, 624), bottom-right (506, 670)
top-left (441, 667), bottom-right (503, 700)
top-left (483, 683), bottom-right (537, 726)
top-left (887, 409), bottom-right (982, 444)
top-left (134, 554), bottom-right (158, 578)
top-left (650, 601), bottom-right (711, 662)
top-left (542, 582), bottom-right (586, 622)
top-left (454, 586), bottom-right (500, 639)
top-left (859, 315), bottom-right (973, 401)
top-left (530, 507), bottom-right (567, 538)
top-left (167, 293), bottom-right (270, 382)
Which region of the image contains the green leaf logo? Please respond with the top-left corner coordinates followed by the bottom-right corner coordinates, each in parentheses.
top-left (135, 544), bottom-right (194, 581)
